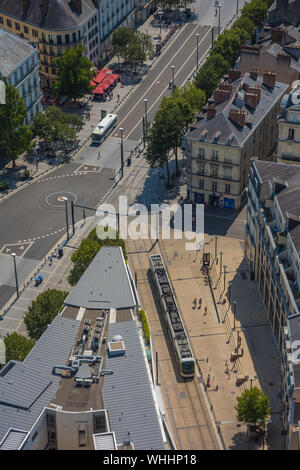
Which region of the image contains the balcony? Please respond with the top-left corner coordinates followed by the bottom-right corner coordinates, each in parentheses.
top-left (277, 231), bottom-right (287, 246)
top-left (264, 195), bottom-right (274, 209)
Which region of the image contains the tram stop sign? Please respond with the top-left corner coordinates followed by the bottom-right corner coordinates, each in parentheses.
top-left (203, 253), bottom-right (210, 267)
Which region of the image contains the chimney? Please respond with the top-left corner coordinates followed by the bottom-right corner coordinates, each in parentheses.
top-left (228, 69), bottom-right (241, 81)
top-left (263, 71), bottom-right (276, 89)
top-left (72, 0), bottom-right (82, 14)
top-left (39, 0), bottom-right (49, 23)
top-left (206, 105), bottom-right (217, 119)
top-left (250, 68), bottom-right (259, 80)
top-left (22, 0), bottom-right (30, 15)
top-left (219, 83), bottom-right (233, 93)
top-left (244, 92), bottom-right (259, 110)
top-left (277, 52), bottom-right (291, 65)
top-left (229, 109), bottom-right (246, 128)
top-left (248, 85), bottom-right (261, 102)
top-left (241, 45), bottom-right (261, 54)
top-left (214, 88), bottom-right (231, 105)
top-left (271, 26), bottom-right (287, 44)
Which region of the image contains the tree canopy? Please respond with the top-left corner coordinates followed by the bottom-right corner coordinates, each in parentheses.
top-left (112, 27), bottom-right (153, 68)
top-left (24, 289), bottom-right (68, 340)
top-left (0, 78), bottom-right (33, 166)
top-left (2, 332), bottom-right (35, 365)
top-left (235, 387), bottom-right (271, 427)
top-left (31, 107), bottom-right (83, 152)
top-left (54, 44), bottom-right (94, 101)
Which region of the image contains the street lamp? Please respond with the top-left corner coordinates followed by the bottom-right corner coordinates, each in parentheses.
top-left (119, 127), bottom-right (124, 178)
top-left (215, 235), bottom-right (218, 259)
top-left (233, 300), bottom-right (237, 330)
top-left (223, 265), bottom-right (227, 291)
top-left (144, 99), bottom-right (148, 135)
top-left (159, 13), bottom-right (162, 35)
top-left (217, 2), bottom-right (221, 35)
top-left (236, 0), bottom-right (239, 16)
top-left (171, 65), bottom-right (175, 90)
top-left (196, 33), bottom-right (199, 71)
top-left (11, 253), bottom-right (19, 299)
top-left (61, 197), bottom-right (69, 241)
top-left (219, 251), bottom-right (223, 277)
top-left (249, 376), bottom-right (258, 390)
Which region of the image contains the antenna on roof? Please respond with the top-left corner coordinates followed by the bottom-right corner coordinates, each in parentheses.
top-left (123, 431), bottom-right (131, 446)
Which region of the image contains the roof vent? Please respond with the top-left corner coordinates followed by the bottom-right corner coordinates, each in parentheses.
top-left (108, 340), bottom-right (125, 357)
top-left (113, 334), bottom-right (123, 342)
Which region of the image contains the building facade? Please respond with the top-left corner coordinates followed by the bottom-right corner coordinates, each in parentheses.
top-left (277, 82), bottom-right (300, 163)
top-left (0, 0), bottom-right (100, 87)
top-left (245, 159), bottom-right (300, 444)
top-left (268, 0), bottom-right (300, 27)
top-left (184, 70), bottom-right (288, 209)
top-left (0, 29), bottom-right (42, 123)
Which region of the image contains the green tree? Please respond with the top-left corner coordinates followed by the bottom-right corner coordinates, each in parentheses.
top-left (194, 53), bottom-right (229, 97)
top-left (2, 332), bottom-right (35, 365)
top-left (0, 78), bottom-right (33, 167)
top-left (241, 0), bottom-right (268, 29)
top-left (112, 26), bottom-right (135, 60)
top-left (31, 107), bottom-right (82, 152)
top-left (174, 82), bottom-right (206, 115)
top-left (235, 386), bottom-right (271, 428)
top-left (24, 289), bottom-right (68, 340)
top-left (54, 44), bottom-right (94, 101)
top-left (126, 37), bottom-right (146, 72)
top-left (68, 228), bottom-right (127, 286)
top-left (138, 32), bottom-right (154, 59)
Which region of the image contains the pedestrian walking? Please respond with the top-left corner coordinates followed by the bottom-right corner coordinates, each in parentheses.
top-left (98, 151), bottom-right (101, 159)
top-left (117, 94), bottom-right (120, 102)
top-left (204, 306), bottom-right (207, 316)
top-left (207, 374), bottom-right (210, 387)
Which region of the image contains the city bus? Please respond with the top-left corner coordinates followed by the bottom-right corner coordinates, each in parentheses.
top-left (92, 113), bottom-right (118, 144)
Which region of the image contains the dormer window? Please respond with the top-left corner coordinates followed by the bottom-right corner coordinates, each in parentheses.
top-left (200, 129), bottom-right (208, 142)
top-left (226, 133), bottom-right (234, 145)
top-left (213, 131), bottom-right (221, 143)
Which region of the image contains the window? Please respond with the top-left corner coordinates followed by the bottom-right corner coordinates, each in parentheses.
top-left (211, 166), bottom-right (218, 177)
top-left (72, 32), bottom-right (76, 43)
top-left (224, 167), bottom-right (232, 179)
top-left (52, 68), bottom-right (56, 75)
top-left (212, 150), bottom-right (218, 161)
top-left (225, 184), bottom-right (231, 193)
top-left (7, 19), bottom-right (12, 27)
top-left (0, 16), bottom-right (3, 24)
top-left (199, 179), bottom-right (204, 189)
top-left (65, 34), bottom-right (70, 44)
top-left (212, 181), bottom-right (217, 191)
top-left (78, 430), bottom-right (87, 447)
top-left (32, 29), bottom-right (38, 38)
top-left (288, 128), bottom-right (295, 140)
top-left (198, 148), bottom-right (205, 159)
top-left (15, 22), bottom-right (20, 31)
top-left (24, 25), bottom-right (29, 34)
top-left (224, 152), bottom-right (232, 163)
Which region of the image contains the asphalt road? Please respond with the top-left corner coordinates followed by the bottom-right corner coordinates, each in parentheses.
top-left (0, 0), bottom-right (246, 311)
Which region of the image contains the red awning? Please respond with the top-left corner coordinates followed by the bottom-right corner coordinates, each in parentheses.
top-left (92, 84), bottom-right (104, 94)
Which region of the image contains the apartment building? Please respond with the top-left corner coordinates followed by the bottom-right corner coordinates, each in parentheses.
top-left (184, 70), bottom-right (288, 209)
top-left (0, 246), bottom-right (165, 450)
top-left (277, 82), bottom-right (300, 163)
top-left (0, 29), bottom-right (42, 123)
top-left (245, 159), bottom-right (300, 447)
top-left (0, 0), bottom-right (100, 87)
top-left (238, 25), bottom-right (300, 86)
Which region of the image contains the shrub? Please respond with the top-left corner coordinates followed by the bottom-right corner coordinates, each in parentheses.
top-left (21, 169), bottom-right (30, 180)
top-left (0, 181), bottom-right (9, 191)
top-left (139, 309), bottom-right (150, 344)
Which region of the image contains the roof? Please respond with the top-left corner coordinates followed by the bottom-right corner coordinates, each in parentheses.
top-left (0, 315), bottom-right (80, 445)
top-left (253, 160), bottom-right (300, 252)
top-left (0, 0), bottom-right (97, 31)
top-left (0, 429), bottom-right (28, 450)
top-left (65, 246), bottom-right (136, 310)
top-left (93, 432), bottom-right (117, 450)
top-left (187, 72), bottom-right (288, 148)
top-left (0, 29), bottom-right (35, 77)
top-left (102, 320), bottom-right (164, 450)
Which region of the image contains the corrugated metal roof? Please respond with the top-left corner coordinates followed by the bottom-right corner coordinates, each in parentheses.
top-left (102, 321), bottom-right (164, 450)
top-left (65, 247), bottom-right (136, 310)
top-left (93, 432), bottom-right (117, 450)
top-left (0, 316), bottom-right (80, 445)
top-left (0, 428), bottom-right (28, 450)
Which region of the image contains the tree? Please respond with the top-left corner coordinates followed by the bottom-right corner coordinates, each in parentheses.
top-left (2, 332), bottom-right (35, 365)
top-left (24, 289), bottom-right (68, 340)
top-left (126, 37), bottom-right (146, 72)
top-left (235, 387), bottom-right (271, 429)
top-left (31, 107), bottom-right (82, 152)
top-left (68, 228), bottom-right (127, 286)
top-left (138, 32), bottom-right (154, 59)
top-left (54, 44), bottom-right (94, 101)
top-left (112, 27), bottom-right (135, 60)
top-left (194, 53), bottom-right (229, 98)
top-left (174, 82), bottom-right (206, 115)
top-left (241, 0), bottom-right (268, 29)
top-left (0, 78), bottom-right (33, 167)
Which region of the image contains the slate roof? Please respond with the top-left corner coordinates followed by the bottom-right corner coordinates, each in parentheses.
top-left (0, 29), bottom-right (35, 77)
top-left (187, 72), bottom-right (288, 148)
top-left (0, 315), bottom-right (80, 444)
top-left (102, 321), bottom-right (164, 450)
top-left (0, 0), bottom-right (96, 31)
top-left (64, 246), bottom-right (136, 310)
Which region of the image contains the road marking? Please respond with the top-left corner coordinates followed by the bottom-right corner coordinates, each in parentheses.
top-left (115, 23), bottom-right (204, 136)
top-left (126, 26), bottom-right (212, 140)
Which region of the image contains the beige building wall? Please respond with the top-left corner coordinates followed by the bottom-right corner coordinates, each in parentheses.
top-left (278, 106), bottom-right (300, 162)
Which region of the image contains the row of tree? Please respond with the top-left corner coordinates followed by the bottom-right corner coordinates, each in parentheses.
top-left (112, 28), bottom-right (154, 71)
top-left (145, 0), bottom-right (274, 181)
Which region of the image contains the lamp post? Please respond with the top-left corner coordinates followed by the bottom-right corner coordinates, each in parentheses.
top-left (223, 265), bottom-right (227, 291)
top-left (215, 235), bottom-right (218, 259)
top-left (249, 376), bottom-right (258, 390)
top-left (196, 33), bottom-right (199, 71)
top-left (144, 99), bottom-right (148, 136)
top-left (159, 13), bottom-right (162, 35)
top-left (219, 251), bottom-right (223, 277)
top-left (11, 253), bottom-right (19, 299)
top-left (119, 127), bottom-right (124, 178)
top-left (218, 2), bottom-right (221, 35)
top-left (236, 0), bottom-right (239, 15)
top-left (171, 65), bottom-right (175, 90)
top-left (61, 197), bottom-right (69, 241)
